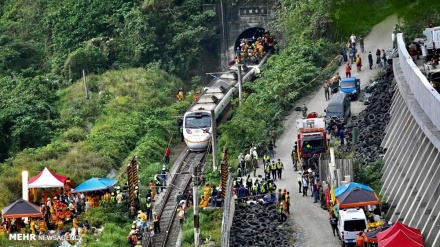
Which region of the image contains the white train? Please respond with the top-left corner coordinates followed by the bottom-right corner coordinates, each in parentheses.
top-left (183, 52), bottom-right (270, 150)
top-left (183, 67), bottom-right (241, 150)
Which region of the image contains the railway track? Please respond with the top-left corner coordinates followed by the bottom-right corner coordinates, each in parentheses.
top-left (145, 151), bottom-right (207, 247)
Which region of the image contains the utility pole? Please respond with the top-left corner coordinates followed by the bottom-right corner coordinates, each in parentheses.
top-left (193, 165), bottom-right (200, 247)
top-left (237, 65), bottom-right (243, 105)
top-left (211, 110), bottom-right (217, 171)
top-left (82, 70), bottom-right (89, 99)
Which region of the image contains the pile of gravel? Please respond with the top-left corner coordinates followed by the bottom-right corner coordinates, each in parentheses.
top-left (346, 69), bottom-right (395, 164)
top-left (229, 203), bottom-right (291, 247)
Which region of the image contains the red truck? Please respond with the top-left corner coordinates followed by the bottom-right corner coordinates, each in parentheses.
top-left (296, 112), bottom-right (328, 159)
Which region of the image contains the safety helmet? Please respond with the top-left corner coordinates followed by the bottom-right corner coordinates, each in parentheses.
top-left (138, 210), bottom-right (142, 213)
top-left (177, 208), bottom-right (181, 211)
top-left (47, 198), bottom-right (51, 200)
top-left (153, 212), bottom-right (157, 215)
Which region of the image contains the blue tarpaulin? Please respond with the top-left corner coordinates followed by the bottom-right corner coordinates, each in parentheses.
top-left (334, 182), bottom-right (374, 197)
top-left (73, 178), bottom-right (118, 193)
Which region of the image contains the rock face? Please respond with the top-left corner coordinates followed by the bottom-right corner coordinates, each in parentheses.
top-left (229, 203), bottom-right (291, 247)
top-left (346, 69), bottom-right (395, 164)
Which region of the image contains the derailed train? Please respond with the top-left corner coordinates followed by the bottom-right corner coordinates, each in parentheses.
top-left (183, 64), bottom-right (256, 150)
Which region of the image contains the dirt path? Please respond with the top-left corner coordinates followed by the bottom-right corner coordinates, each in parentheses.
top-left (253, 14), bottom-right (398, 247)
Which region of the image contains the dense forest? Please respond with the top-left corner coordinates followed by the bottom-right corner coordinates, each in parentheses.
top-left (0, 0), bottom-right (439, 246)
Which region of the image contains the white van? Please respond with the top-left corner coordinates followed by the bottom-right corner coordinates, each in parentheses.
top-left (338, 208), bottom-right (368, 247)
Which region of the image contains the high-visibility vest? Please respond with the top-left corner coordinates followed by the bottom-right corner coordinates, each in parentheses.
top-left (279, 206), bottom-right (284, 214)
top-left (265, 165), bottom-right (270, 173)
top-left (154, 215), bottom-right (159, 222)
top-left (260, 186), bottom-right (266, 193)
top-left (285, 194), bottom-right (290, 203)
top-left (252, 185), bottom-right (257, 191)
top-left (263, 155), bottom-right (270, 162)
top-left (247, 178), bottom-right (252, 183)
top-left (271, 164), bottom-right (277, 170)
top-left (277, 162), bottom-right (283, 169)
top-left (146, 203), bottom-right (152, 209)
top-left (237, 177), bottom-right (242, 183)
top-left (38, 220), bottom-right (47, 231)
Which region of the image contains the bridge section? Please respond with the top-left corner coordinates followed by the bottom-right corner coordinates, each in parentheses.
top-left (217, 0), bottom-right (277, 68)
top-left (381, 33), bottom-right (440, 246)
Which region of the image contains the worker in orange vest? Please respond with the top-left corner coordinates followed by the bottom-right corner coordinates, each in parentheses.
top-left (356, 232), bottom-right (364, 247)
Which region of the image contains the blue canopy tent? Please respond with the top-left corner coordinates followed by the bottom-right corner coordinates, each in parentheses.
top-left (72, 178), bottom-right (118, 193)
top-left (334, 182), bottom-right (374, 197)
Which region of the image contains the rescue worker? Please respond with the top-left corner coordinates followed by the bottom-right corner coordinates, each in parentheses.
top-left (177, 207), bottom-right (185, 224)
top-left (38, 218), bottom-right (47, 234)
top-left (103, 191), bottom-right (111, 201)
top-left (176, 88), bottom-right (184, 101)
top-left (276, 159), bottom-right (284, 180)
top-left (149, 180), bottom-right (156, 200)
top-left (154, 175), bottom-right (162, 194)
top-left (263, 153), bottom-right (270, 167)
top-left (73, 215), bottom-right (79, 235)
top-left (251, 183), bottom-right (258, 197)
top-left (29, 218), bottom-right (36, 234)
top-left (153, 212), bottom-right (160, 233)
top-left (56, 217), bottom-right (64, 233)
top-left (246, 175), bottom-right (253, 193)
top-left (301, 104), bottom-right (307, 118)
top-left (199, 195), bottom-right (209, 208)
top-left (264, 162), bottom-right (271, 180)
top-left (356, 232), bottom-right (364, 247)
top-left (279, 202), bottom-right (287, 223)
top-left (139, 210), bottom-right (147, 231)
top-left (146, 198), bottom-right (153, 221)
top-left (116, 191), bottom-right (123, 204)
top-left (284, 191), bottom-right (290, 214)
top-left (292, 142), bottom-right (298, 171)
top-left (110, 192), bottom-right (116, 202)
top-left (271, 161), bottom-right (277, 181)
top-left (330, 213), bottom-right (339, 237)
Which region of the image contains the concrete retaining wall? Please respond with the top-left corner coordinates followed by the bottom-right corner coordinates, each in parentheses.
top-left (381, 33), bottom-right (440, 247)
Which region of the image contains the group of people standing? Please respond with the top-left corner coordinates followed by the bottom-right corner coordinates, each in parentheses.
top-left (341, 34), bottom-right (388, 75)
top-left (323, 73), bottom-right (342, 100)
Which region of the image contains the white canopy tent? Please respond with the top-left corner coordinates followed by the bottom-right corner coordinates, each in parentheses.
top-left (28, 167), bottom-right (66, 188)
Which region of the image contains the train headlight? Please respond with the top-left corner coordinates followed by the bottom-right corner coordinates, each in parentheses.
top-left (186, 129), bottom-right (192, 134)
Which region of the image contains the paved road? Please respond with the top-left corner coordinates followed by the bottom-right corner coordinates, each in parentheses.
top-left (252, 14), bottom-right (397, 247)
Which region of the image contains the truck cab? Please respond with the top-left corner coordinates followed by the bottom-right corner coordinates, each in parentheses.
top-left (296, 117), bottom-right (328, 158)
top-left (340, 77), bottom-right (361, 100)
top-left (338, 208), bottom-right (368, 247)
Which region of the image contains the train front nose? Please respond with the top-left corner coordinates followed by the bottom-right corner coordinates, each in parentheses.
top-left (184, 129), bottom-right (211, 151)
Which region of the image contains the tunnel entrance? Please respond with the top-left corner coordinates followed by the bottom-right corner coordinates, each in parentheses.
top-left (234, 27), bottom-right (265, 51)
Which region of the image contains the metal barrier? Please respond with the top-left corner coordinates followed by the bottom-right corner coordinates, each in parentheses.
top-left (221, 167), bottom-right (234, 247)
top-left (396, 33), bottom-right (440, 149)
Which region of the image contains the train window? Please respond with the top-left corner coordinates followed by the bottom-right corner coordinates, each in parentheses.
top-left (185, 114), bottom-right (211, 128)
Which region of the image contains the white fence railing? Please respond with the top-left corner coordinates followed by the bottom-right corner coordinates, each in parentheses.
top-left (396, 33), bottom-right (440, 130)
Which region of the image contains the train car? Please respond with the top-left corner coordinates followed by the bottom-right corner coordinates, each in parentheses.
top-left (183, 71), bottom-right (238, 151)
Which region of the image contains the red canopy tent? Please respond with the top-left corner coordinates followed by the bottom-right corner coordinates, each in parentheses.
top-left (28, 167), bottom-right (66, 188)
top-left (378, 229), bottom-right (424, 247)
top-left (377, 221), bottom-right (423, 242)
